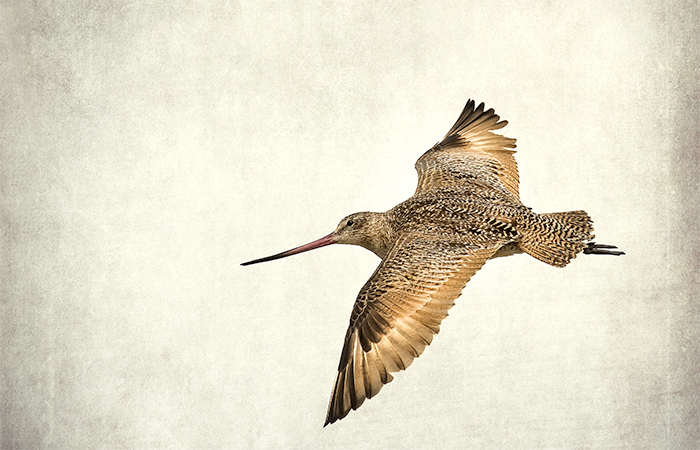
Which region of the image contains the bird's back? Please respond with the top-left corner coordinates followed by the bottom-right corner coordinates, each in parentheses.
top-left (389, 185), bottom-right (528, 243)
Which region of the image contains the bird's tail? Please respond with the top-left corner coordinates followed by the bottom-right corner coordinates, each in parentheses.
top-left (519, 210), bottom-right (597, 267)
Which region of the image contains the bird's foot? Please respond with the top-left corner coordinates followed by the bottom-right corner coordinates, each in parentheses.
top-left (584, 242), bottom-right (625, 256)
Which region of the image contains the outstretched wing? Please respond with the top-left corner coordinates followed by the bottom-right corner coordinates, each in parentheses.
top-left (324, 234), bottom-right (503, 425)
top-left (415, 100), bottom-right (520, 199)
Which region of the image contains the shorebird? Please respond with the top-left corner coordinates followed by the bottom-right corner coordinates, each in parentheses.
top-left (242, 100), bottom-right (624, 426)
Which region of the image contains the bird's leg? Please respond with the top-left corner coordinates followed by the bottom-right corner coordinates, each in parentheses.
top-left (583, 242), bottom-right (625, 256)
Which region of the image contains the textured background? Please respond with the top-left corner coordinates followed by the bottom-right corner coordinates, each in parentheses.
top-left (2, 1), bottom-right (698, 449)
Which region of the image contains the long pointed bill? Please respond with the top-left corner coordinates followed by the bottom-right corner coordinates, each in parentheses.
top-left (241, 233), bottom-right (336, 266)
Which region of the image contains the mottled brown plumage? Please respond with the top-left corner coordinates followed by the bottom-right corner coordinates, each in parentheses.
top-left (241, 99), bottom-right (624, 426)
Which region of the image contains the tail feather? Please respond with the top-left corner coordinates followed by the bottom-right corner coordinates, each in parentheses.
top-left (519, 210), bottom-right (594, 267)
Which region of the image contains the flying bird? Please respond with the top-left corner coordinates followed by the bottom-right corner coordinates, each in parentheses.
top-left (242, 100), bottom-right (624, 426)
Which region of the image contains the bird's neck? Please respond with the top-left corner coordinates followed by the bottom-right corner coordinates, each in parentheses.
top-left (359, 212), bottom-right (394, 259)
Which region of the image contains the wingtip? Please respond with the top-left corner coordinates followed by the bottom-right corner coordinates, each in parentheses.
top-left (323, 412), bottom-right (339, 427)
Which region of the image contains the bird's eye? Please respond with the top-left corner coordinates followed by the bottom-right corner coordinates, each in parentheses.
top-left (346, 219), bottom-right (354, 227)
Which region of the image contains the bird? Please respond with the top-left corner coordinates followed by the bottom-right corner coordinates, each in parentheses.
top-left (241, 99), bottom-right (624, 426)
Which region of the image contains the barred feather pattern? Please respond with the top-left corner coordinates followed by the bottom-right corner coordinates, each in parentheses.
top-left (325, 238), bottom-right (501, 425)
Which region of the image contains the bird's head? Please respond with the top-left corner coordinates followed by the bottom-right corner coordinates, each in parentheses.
top-left (241, 211), bottom-right (391, 266)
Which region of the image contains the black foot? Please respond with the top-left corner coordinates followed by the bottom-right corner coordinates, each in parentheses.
top-left (584, 242), bottom-right (625, 256)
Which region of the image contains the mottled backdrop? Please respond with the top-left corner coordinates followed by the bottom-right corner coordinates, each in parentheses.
top-left (1, 1), bottom-right (698, 449)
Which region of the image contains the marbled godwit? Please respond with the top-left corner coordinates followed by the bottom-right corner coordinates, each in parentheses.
top-left (242, 100), bottom-right (624, 426)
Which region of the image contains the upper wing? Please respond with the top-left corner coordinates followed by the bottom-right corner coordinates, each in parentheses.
top-left (324, 234), bottom-right (503, 425)
top-left (415, 100), bottom-right (520, 199)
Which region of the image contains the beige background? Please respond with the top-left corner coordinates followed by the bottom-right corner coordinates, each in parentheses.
top-left (2, 1), bottom-right (698, 449)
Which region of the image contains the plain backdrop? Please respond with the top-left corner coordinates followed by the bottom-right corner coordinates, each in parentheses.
top-left (2, 1), bottom-right (698, 449)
